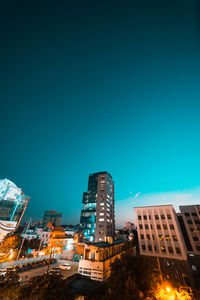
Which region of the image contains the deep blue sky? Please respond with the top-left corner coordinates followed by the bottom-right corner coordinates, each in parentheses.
top-left (1, 0), bottom-right (200, 226)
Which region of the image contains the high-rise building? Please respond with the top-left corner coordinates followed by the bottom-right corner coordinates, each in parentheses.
top-left (43, 210), bottom-right (62, 226)
top-left (80, 172), bottom-right (115, 242)
top-left (0, 178), bottom-right (30, 240)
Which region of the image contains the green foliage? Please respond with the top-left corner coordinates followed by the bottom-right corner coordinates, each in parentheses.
top-left (96, 254), bottom-right (159, 300)
top-left (18, 274), bottom-right (73, 300)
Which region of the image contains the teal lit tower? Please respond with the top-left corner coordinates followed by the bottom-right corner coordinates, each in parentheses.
top-left (80, 172), bottom-right (115, 242)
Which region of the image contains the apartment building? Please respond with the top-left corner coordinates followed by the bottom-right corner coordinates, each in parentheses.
top-left (134, 205), bottom-right (187, 260)
top-left (78, 240), bottom-right (128, 281)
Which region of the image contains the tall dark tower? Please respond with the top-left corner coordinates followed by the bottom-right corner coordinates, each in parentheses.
top-left (80, 172), bottom-right (115, 242)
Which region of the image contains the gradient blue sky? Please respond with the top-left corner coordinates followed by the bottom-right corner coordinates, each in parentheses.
top-left (0, 0), bottom-right (200, 227)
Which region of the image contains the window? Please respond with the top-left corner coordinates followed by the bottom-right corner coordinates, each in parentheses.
top-left (170, 224), bottom-right (174, 230)
top-left (165, 235), bottom-right (171, 241)
top-left (187, 220), bottom-right (192, 224)
top-left (99, 218), bottom-right (104, 222)
top-left (163, 224), bottom-right (168, 230)
top-left (196, 246), bottom-right (200, 251)
top-left (139, 224), bottom-right (143, 229)
top-left (193, 236), bottom-right (199, 241)
top-left (168, 247), bottom-right (173, 253)
top-left (138, 215), bottom-right (141, 220)
top-left (195, 220), bottom-right (200, 224)
top-left (176, 247), bottom-right (181, 254)
top-left (159, 235), bottom-right (164, 241)
top-left (150, 224), bottom-right (153, 229)
top-left (143, 215), bottom-right (147, 220)
top-left (152, 234), bottom-right (155, 240)
top-left (161, 246), bottom-right (166, 253)
top-left (191, 212), bottom-right (197, 217)
top-left (100, 213), bottom-right (104, 216)
top-left (146, 234), bottom-right (150, 240)
top-left (155, 215), bottom-right (159, 220)
top-left (149, 215), bottom-right (151, 220)
top-left (142, 245), bottom-right (146, 250)
top-left (100, 203), bottom-right (104, 206)
top-left (161, 215), bottom-right (165, 220)
top-left (172, 235), bottom-right (178, 241)
top-left (154, 246), bottom-right (157, 252)
top-left (184, 213), bottom-right (190, 217)
top-left (157, 225), bottom-right (161, 230)
top-left (141, 234), bottom-right (144, 239)
top-left (167, 214), bottom-right (172, 220)
top-left (148, 245), bottom-right (152, 251)
top-left (145, 224), bottom-right (148, 229)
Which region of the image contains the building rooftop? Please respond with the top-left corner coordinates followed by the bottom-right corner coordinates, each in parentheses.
top-left (134, 204), bottom-right (173, 209)
top-left (86, 240), bottom-right (125, 248)
top-left (90, 171), bottom-right (112, 179)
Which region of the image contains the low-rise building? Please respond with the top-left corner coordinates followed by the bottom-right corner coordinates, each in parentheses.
top-left (78, 240), bottom-right (129, 281)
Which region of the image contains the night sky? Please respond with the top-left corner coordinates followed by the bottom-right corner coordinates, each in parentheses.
top-left (1, 0), bottom-right (200, 227)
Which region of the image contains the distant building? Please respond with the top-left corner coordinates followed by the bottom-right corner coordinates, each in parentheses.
top-left (21, 228), bottom-right (38, 240)
top-left (0, 179), bottom-right (30, 240)
top-left (80, 172), bottom-right (115, 242)
top-left (43, 210), bottom-right (62, 226)
top-left (125, 222), bottom-right (136, 232)
top-left (78, 240), bottom-right (129, 281)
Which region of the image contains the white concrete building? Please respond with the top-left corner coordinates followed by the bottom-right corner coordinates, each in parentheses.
top-left (0, 179), bottom-right (30, 240)
top-left (179, 205), bottom-right (200, 255)
top-left (134, 205), bottom-right (187, 260)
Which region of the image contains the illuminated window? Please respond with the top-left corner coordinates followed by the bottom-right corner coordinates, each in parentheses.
top-left (100, 203), bottom-right (104, 206)
top-left (99, 218), bottom-right (104, 222)
top-left (161, 246), bottom-right (166, 252)
top-left (99, 213), bottom-right (104, 216)
top-left (165, 235), bottom-right (171, 241)
top-left (159, 235), bottom-right (164, 241)
top-left (172, 235), bottom-right (178, 241)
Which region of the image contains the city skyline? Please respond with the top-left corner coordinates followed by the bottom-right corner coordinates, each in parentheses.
top-left (1, 0), bottom-right (200, 227)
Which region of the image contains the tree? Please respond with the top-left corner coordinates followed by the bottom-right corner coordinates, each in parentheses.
top-left (97, 254), bottom-right (159, 300)
top-left (18, 274), bottom-right (73, 300)
top-left (0, 271), bottom-right (20, 300)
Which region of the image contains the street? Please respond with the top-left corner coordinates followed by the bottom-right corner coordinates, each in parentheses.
top-left (19, 261), bottom-right (78, 284)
